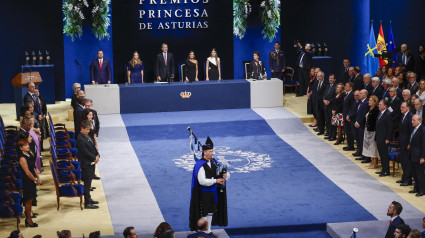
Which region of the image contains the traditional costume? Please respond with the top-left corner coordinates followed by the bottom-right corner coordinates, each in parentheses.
top-left (189, 137), bottom-right (228, 234)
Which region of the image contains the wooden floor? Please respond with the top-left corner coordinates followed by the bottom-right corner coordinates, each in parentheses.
top-left (283, 92), bottom-right (425, 214)
top-left (0, 100), bottom-right (114, 238)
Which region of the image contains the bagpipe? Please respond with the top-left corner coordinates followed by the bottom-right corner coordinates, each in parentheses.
top-left (187, 126), bottom-right (227, 192)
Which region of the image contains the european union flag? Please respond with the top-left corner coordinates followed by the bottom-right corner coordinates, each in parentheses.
top-left (387, 22), bottom-right (397, 66)
top-left (364, 23), bottom-right (379, 75)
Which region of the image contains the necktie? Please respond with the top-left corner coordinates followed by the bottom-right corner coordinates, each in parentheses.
top-left (364, 83), bottom-right (367, 89)
top-left (164, 53), bottom-right (167, 66)
top-left (403, 54), bottom-right (406, 65)
top-left (327, 84), bottom-right (332, 95)
top-left (410, 127), bottom-right (418, 142)
top-left (402, 114), bottom-right (406, 123)
top-left (99, 59), bottom-right (102, 69)
top-left (410, 83), bottom-right (413, 90)
top-left (299, 53), bottom-right (305, 68)
top-left (344, 92), bottom-right (349, 100)
top-left (377, 111), bottom-right (383, 121)
top-left (317, 81), bottom-right (321, 91)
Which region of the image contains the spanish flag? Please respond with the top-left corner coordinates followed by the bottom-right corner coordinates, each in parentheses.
top-left (376, 22), bottom-right (387, 66)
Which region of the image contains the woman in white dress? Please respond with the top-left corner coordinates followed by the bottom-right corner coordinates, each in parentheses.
top-left (416, 80), bottom-right (425, 104)
top-left (206, 48), bottom-right (221, 81)
top-left (362, 95), bottom-right (379, 168)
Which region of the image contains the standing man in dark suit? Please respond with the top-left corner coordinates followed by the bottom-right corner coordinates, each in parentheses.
top-left (405, 50), bottom-right (415, 72)
top-left (352, 89), bottom-right (369, 157)
top-left (371, 77), bottom-right (384, 100)
top-left (375, 99), bottom-right (393, 176)
top-left (315, 71), bottom-right (328, 135)
top-left (269, 42), bottom-right (286, 80)
top-left (23, 82), bottom-right (43, 122)
top-left (406, 72), bottom-right (419, 95)
top-left (347, 67), bottom-right (355, 83)
top-left (408, 114), bottom-right (425, 196)
top-left (74, 97), bottom-right (86, 138)
top-left (155, 43), bottom-right (175, 82)
top-left (352, 66), bottom-right (363, 91)
top-left (381, 79), bottom-right (392, 100)
top-left (323, 74), bottom-right (336, 140)
top-left (385, 201), bottom-right (405, 238)
top-left (399, 102), bottom-right (413, 186)
top-left (343, 85), bottom-right (356, 151)
top-left (84, 99), bottom-right (101, 180)
top-left (90, 50), bottom-right (112, 84)
top-left (77, 120), bottom-right (100, 209)
top-left (414, 50), bottom-right (425, 80)
top-left (340, 58), bottom-right (351, 84)
top-left (296, 42), bottom-right (313, 96)
top-left (397, 44), bottom-right (408, 67)
top-left (362, 73), bottom-right (373, 94)
top-left (388, 87), bottom-right (403, 128)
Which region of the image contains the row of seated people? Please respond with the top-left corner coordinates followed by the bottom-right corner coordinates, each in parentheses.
top-left (6, 218), bottom-right (220, 238)
top-left (308, 66), bottom-right (425, 197)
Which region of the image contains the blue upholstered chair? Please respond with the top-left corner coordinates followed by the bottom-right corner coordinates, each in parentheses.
top-left (388, 144), bottom-right (400, 177)
top-left (50, 161), bottom-right (84, 210)
top-left (283, 66), bottom-right (298, 95)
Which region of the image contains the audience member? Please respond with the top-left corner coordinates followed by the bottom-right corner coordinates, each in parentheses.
top-left (405, 50), bottom-right (415, 72)
top-left (388, 87), bottom-right (403, 127)
top-left (353, 66), bottom-right (363, 91)
top-left (382, 79), bottom-right (392, 100)
top-left (71, 83), bottom-right (82, 109)
top-left (76, 120), bottom-right (100, 209)
top-left (57, 230), bottom-right (72, 238)
top-left (374, 67), bottom-right (383, 80)
top-left (406, 72), bottom-right (419, 95)
top-left (399, 102), bottom-right (414, 186)
top-left (363, 73), bottom-right (373, 94)
top-left (187, 218), bottom-right (215, 238)
top-left (89, 231), bottom-right (100, 238)
top-left (362, 95), bottom-right (379, 167)
top-left (386, 201), bottom-right (405, 238)
top-left (154, 222), bottom-right (174, 238)
top-left (123, 226), bottom-right (137, 238)
top-left (392, 78), bottom-right (403, 98)
top-left (330, 83), bottom-right (345, 144)
top-left (371, 76), bottom-right (384, 99)
top-left (394, 224), bottom-right (411, 238)
top-left (414, 50), bottom-right (425, 80)
top-left (407, 229), bottom-right (421, 238)
top-left (323, 74), bottom-right (337, 140)
top-left (402, 90), bottom-right (412, 105)
top-left (315, 71), bottom-right (327, 135)
top-left (341, 58), bottom-right (351, 84)
top-left (352, 89), bottom-right (369, 158)
top-left (375, 99), bottom-right (393, 176)
top-left (416, 80), bottom-right (425, 104)
top-left (413, 99), bottom-right (425, 117)
top-left (34, 88), bottom-right (48, 150)
top-left (74, 97), bottom-right (87, 138)
top-left (348, 66), bottom-right (355, 83)
top-left (8, 230), bottom-right (23, 238)
top-left (409, 114), bottom-right (425, 196)
top-left (343, 87), bottom-right (357, 151)
top-left (307, 67), bottom-right (317, 126)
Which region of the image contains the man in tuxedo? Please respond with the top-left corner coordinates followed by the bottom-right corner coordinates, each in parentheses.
top-left (76, 120), bottom-right (100, 209)
top-left (352, 89), bottom-right (369, 157)
top-left (375, 99), bottom-right (393, 176)
top-left (385, 201), bottom-right (404, 238)
top-left (323, 74), bottom-right (336, 140)
top-left (315, 71), bottom-right (328, 135)
top-left (415, 50), bottom-right (425, 80)
top-left (371, 77), bottom-right (384, 99)
top-left (406, 72), bottom-right (419, 95)
top-left (340, 58), bottom-right (351, 84)
top-left (362, 73), bottom-right (373, 94)
top-left (343, 85), bottom-right (357, 151)
top-left (397, 44), bottom-right (408, 67)
top-left (381, 79), bottom-right (392, 100)
top-left (23, 82), bottom-right (43, 122)
top-left (74, 97), bottom-right (86, 138)
top-left (269, 42), bottom-right (286, 80)
top-left (399, 102), bottom-right (413, 186)
top-left (155, 43), bottom-right (175, 82)
top-left (387, 87), bottom-right (402, 128)
top-left (353, 66), bottom-right (363, 91)
top-left (90, 50), bottom-right (112, 84)
top-left (296, 42), bottom-right (313, 96)
top-left (408, 114), bottom-right (425, 196)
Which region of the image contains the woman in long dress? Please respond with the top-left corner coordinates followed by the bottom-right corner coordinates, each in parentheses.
top-left (362, 95), bottom-right (379, 168)
top-left (127, 51), bottom-right (144, 83)
top-left (206, 48), bottom-right (221, 81)
top-left (184, 51), bottom-right (198, 82)
top-left (307, 67), bottom-right (317, 126)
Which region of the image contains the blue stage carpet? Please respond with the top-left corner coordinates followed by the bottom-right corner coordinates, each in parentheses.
top-left (121, 109), bottom-right (376, 233)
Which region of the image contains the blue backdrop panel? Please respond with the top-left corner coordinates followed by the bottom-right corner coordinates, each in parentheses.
top-left (312, 57), bottom-right (334, 80)
top-left (121, 109), bottom-right (376, 232)
top-left (21, 65), bottom-right (56, 104)
top-left (119, 81), bottom-right (250, 114)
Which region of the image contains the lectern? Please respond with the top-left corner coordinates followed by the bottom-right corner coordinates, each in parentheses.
top-left (12, 72), bottom-right (43, 87)
top-left (12, 72), bottom-right (43, 119)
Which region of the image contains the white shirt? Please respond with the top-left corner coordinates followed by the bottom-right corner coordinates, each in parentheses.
top-left (197, 161), bottom-right (230, 186)
top-left (207, 57), bottom-right (220, 66)
top-left (98, 58), bottom-right (103, 64)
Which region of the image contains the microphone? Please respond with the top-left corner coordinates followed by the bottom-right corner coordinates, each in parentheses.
top-left (75, 59), bottom-right (81, 67)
